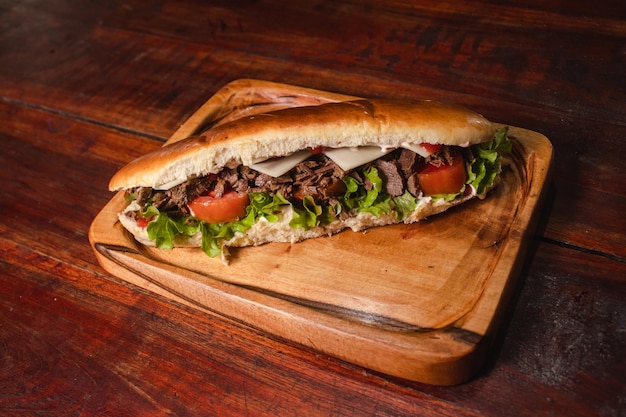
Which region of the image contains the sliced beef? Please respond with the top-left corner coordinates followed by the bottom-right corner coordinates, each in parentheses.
top-left (128, 177), bottom-right (214, 218)
top-left (238, 165), bottom-right (258, 181)
top-left (252, 173), bottom-right (293, 197)
top-left (133, 186), bottom-right (153, 207)
top-left (425, 146), bottom-right (453, 167)
top-left (347, 170), bottom-right (363, 184)
top-left (406, 173), bottom-right (420, 197)
top-left (291, 154), bottom-right (346, 203)
top-left (213, 178), bottom-right (226, 197)
top-left (233, 178), bottom-right (250, 193)
top-left (320, 180), bottom-right (347, 199)
top-left (363, 174), bottom-right (374, 191)
top-left (375, 159), bottom-right (404, 196)
top-left (169, 177), bottom-right (213, 206)
top-left (254, 173), bottom-right (291, 189)
top-left (150, 190), bottom-right (169, 210)
top-left (220, 168), bottom-right (239, 187)
top-left (398, 148), bottom-right (418, 177)
top-left (232, 165), bottom-right (255, 193)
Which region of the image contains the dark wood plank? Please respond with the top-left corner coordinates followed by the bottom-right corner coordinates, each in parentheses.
top-left (101, 0), bottom-right (626, 119)
top-left (4, 1), bottom-right (625, 129)
top-left (0, 0), bottom-right (624, 415)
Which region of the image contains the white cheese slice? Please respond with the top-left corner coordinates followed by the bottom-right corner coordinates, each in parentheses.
top-left (323, 146), bottom-right (393, 171)
top-left (154, 178), bottom-right (188, 190)
top-left (400, 143), bottom-right (432, 158)
top-left (250, 150), bottom-right (311, 177)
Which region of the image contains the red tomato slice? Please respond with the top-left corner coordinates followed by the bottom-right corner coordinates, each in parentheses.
top-left (136, 216), bottom-right (151, 228)
top-left (187, 191), bottom-right (250, 224)
top-left (308, 146), bottom-right (325, 155)
top-left (417, 156), bottom-right (466, 195)
top-left (421, 143), bottom-right (442, 154)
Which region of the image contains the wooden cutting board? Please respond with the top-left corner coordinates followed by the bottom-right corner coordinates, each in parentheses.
top-left (89, 79), bottom-right (553, 385)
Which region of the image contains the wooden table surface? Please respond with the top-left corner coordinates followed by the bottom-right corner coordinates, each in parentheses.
top-left (1, 1), bottom-right (624, 416)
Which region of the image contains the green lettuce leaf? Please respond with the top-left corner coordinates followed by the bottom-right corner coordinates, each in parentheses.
top-left (361, 168), bottom-right (384, 208)
top-left (340, 167), bottom-right (418, 219)
top-left (428, 186), bottom-right (466, 203)
top-left (289, 195), bottom-right (321, 229)
top-left (340, 176), bottom-right (361, 210)
top-left (392, 191), bottom-right (418, 220)
top-left (146, 212), bottom-right (200, 250)
top-left (467, 126), bottom-right (511, 195)
top-left (199, 223), bottom-right (223, 258)
top-left (340, 167), bottom-right (393, 216)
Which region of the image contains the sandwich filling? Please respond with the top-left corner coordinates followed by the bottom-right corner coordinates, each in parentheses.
top-left (121, 127), bottom-right (510, 257)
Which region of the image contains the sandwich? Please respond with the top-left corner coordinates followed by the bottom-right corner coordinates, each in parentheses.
top-left (109, 99), bottom-right (511, 262)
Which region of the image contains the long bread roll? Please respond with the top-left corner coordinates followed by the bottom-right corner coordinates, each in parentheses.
top-left (109, 99), bottom-right (510, 262)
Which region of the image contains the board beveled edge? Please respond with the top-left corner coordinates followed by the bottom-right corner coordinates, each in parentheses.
top-left (89, 225), bottom-right (488, 386)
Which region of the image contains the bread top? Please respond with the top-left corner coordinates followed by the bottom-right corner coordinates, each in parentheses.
top-left (109, 99), bottom-right (496, 191)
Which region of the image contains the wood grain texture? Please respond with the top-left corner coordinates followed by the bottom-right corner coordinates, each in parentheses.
top-left (1, 0), bottom-right (624, 415)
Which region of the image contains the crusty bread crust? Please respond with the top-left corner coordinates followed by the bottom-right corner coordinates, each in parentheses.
top-left (109, 99), bottom-right (495, 191)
